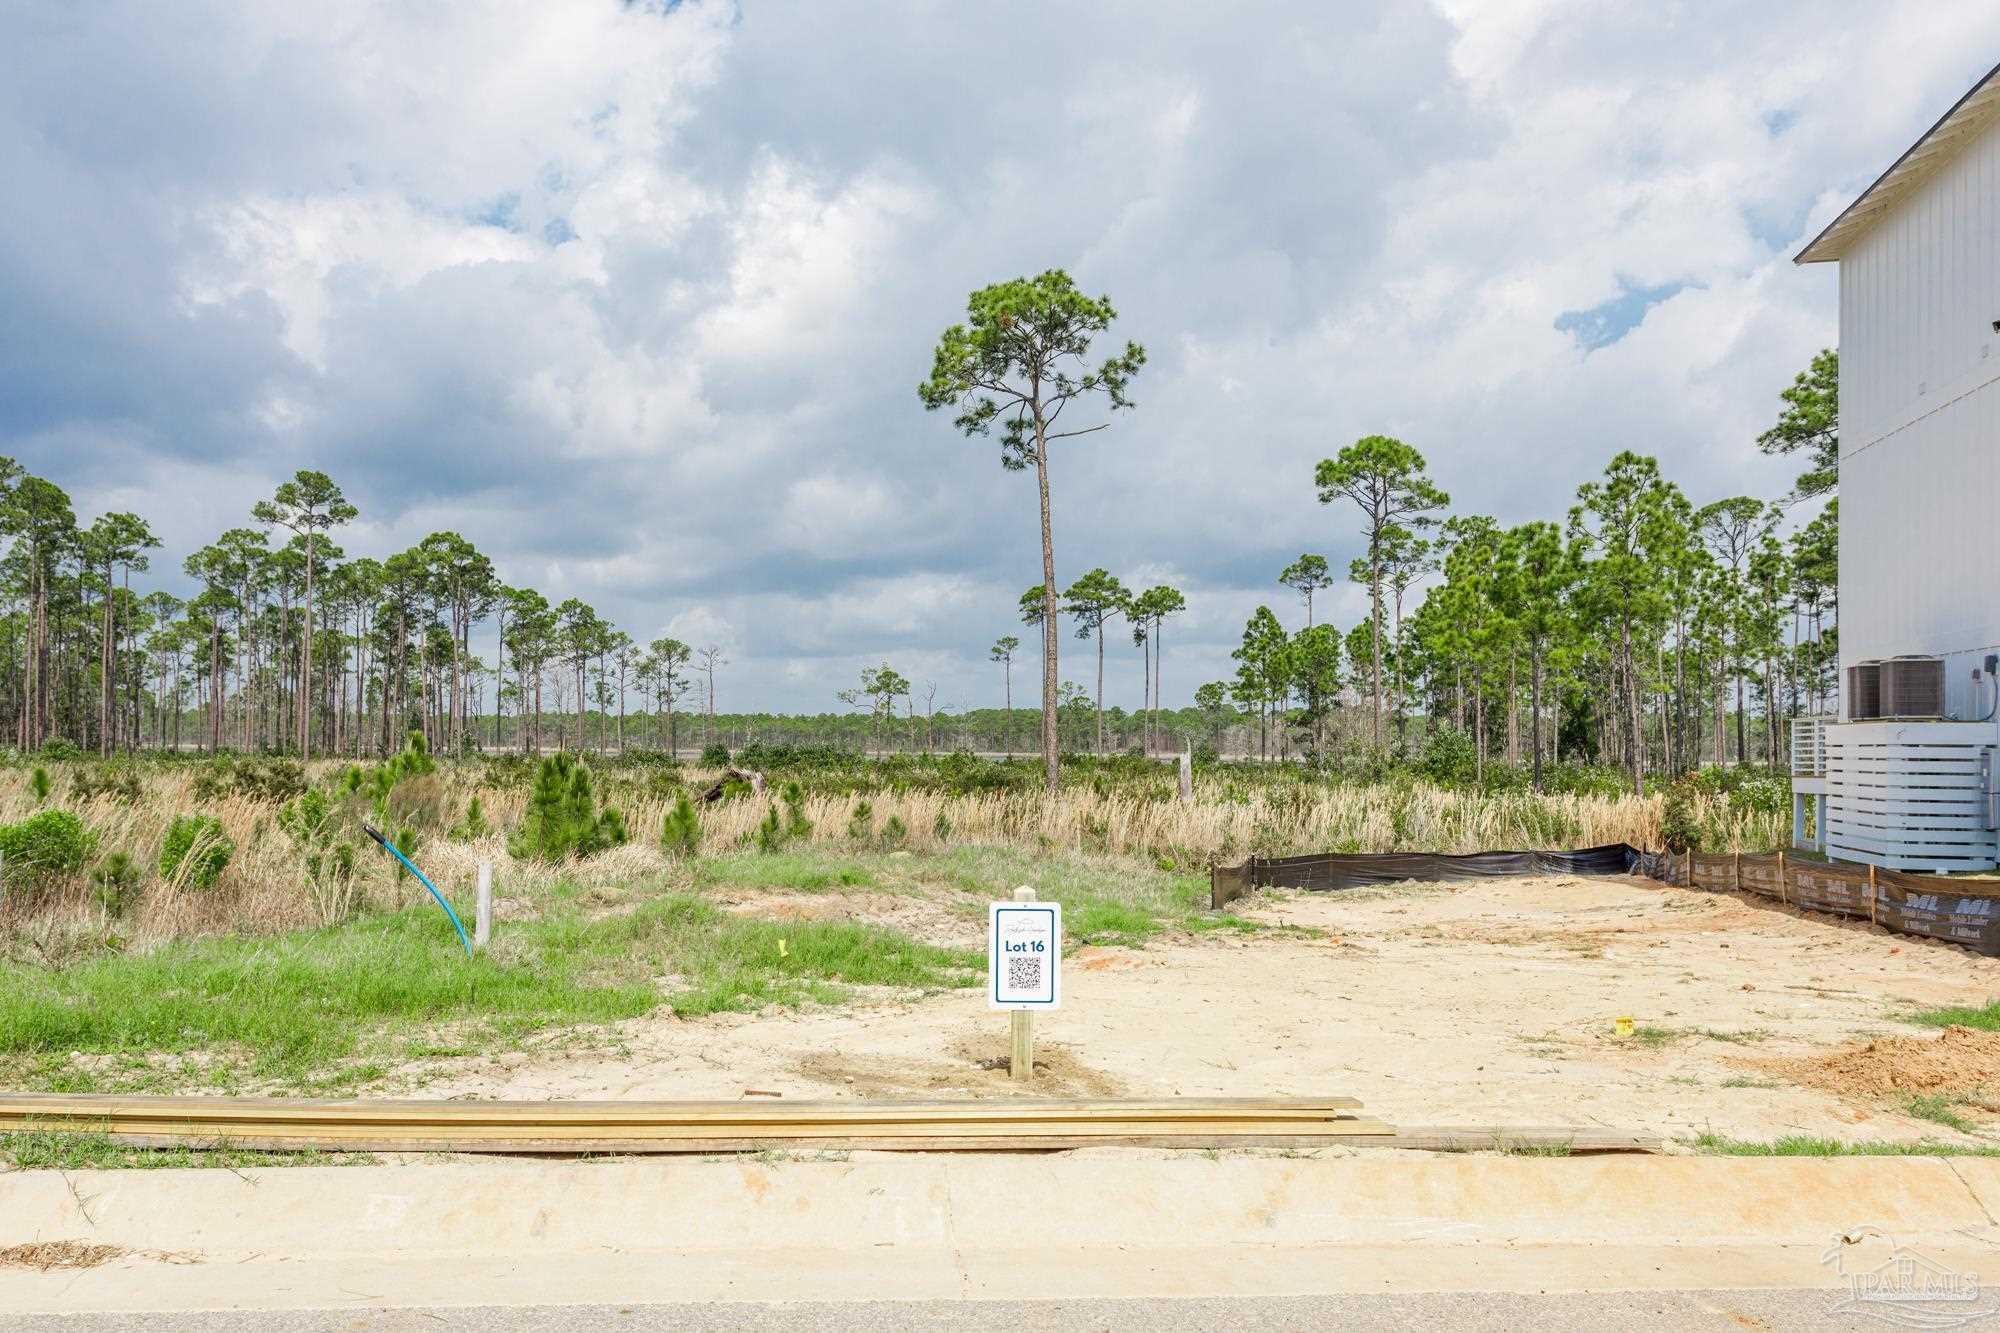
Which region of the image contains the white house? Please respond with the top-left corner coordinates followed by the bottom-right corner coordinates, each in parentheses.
top-left (1793, 61), bottom-right (2000, 871)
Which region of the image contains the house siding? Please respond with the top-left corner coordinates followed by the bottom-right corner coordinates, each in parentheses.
top-left (1839, 113), bottom-right (2000, 720)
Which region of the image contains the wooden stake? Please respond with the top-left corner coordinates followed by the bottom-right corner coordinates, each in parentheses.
top-left (1010, 885), bottom-right (1035, 1081)
top-left (1777, 850), bottom-right (1786, 905)
top-left (475, 861), bottom-right (493, 951)
top-left (1869, 863), bottom-right (1879, 925)
top-left (1178, 749), bottom-right (1193, 803)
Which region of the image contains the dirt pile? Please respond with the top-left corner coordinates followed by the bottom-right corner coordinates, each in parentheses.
top-left (1762, 1025), bottom-right (2000, 1103)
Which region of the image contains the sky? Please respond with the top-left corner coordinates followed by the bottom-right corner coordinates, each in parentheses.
top-left (5, 1), bottom-right (1999, 715)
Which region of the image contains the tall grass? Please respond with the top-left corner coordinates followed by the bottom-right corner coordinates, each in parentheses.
top-left (0, 892), bottom-right (979, 1091)
top-left (0, 759), bottom-right (1779, 943)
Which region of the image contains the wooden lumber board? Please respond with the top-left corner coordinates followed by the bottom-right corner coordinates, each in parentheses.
top-left (0, 1093), bottom-right (1360, 1126)
top-left (1383, 1126), bottom-right (1662, 1154)
top-left (0, 1115), bottom-right (1391, 1145)
top-left (34, 1122), bottom-right (1399, 1155)
top-left (0, 1094), bottom-right (1388, 1152)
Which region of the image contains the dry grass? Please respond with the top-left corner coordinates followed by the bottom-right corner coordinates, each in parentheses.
top-left (0, 760), bottom-right (1777, 944)
top-left (0, 1241), bottom-right (127, 1271)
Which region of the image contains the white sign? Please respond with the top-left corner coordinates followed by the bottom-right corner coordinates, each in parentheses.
top-left (988, 900), bottom-right (1061, 1010)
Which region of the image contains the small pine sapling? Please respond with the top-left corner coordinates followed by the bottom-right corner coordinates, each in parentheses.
top-left (510, 753), bottom-right (628, 862)
top-left (781, 781), bottom-right (812, 839)
top-left (91, 852), bottom-right (140, 917)
top-left (846, 799), bottom-right (874, 842)
top-left (391, 824), bottom-right (419, 879)
top-left (755, 802), bottom-right (785, 852)
top-left (661, 792), bottom-right (701, 857)
top-left (451, 795), bottom-right (491, 841)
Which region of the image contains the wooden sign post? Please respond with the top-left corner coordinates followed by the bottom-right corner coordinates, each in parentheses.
top-left (990, 885), bottom-right (1061, 1082)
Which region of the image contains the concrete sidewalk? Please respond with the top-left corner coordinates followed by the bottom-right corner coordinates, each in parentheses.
top-left (5, 1153), bottom-right (2000, 1317)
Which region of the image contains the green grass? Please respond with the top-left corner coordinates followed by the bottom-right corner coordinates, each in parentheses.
top-left (612, 895), bottom-right (979, 1017)
top-left (697, 844), bottom-right (1238, 947)
top-left (694, 852), bottom-right (877, 892)
top-left (1500, 1138), bottom-right (1574, 1157)
top-left (0, 1129), bottom-right (370, 1171)
top-left (0, 843), bottom-right (1221, 1096)
top-left (0, 893), bottom-right (978, 1092)
top-left (1907, 999), bottom-right (2000, 1031)
top-left (922, 845), bottom-right (1218, 945)
top-left (1626, 1025), bottom-right (1680, 1048)
top-left (1902, 1092), bottom-right (1979, 1132)
top-left (1686, 1131), bottom-right (2000, 1157)
top-left (1692, 1028), bottom-right (1769, 1045)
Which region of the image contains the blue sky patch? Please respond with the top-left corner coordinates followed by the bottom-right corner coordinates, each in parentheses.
top-left (1554, 278), bottom-right (1689, 351)
top-left (473, 191), bottom-right (524, 232)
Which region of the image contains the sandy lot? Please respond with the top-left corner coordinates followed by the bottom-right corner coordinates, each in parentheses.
top-left (407, 874), bottom-right (2000, 1146)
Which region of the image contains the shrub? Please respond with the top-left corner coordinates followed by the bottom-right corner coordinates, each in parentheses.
top-left (278, 788), bottom-right (359, 923)
top-left (847, 799), bottom-right (874, 842)
top-left (91, 852), bottom-right (141, 917)
top-left (661, 793), bottom-right (701, 857)
top-left (191, 758), bottom-right (235, 802)
top-left (192, 757), bottom-right (307, 804)
top-left (158, 814), bottom-right (234, 890)
top-left (700, 743), bottom-right (732, 767)
top-left (30, 766), bottom-right (50, 803)
top-left (1658, 778), bottom-right (1701, 853)
top-left (235, 758), bottom-right (307, 804)
top-left (0, 809), bottom-right (96, 883)
top-left (37, 737), bottom-right (81, 761)
top-left (72, 765), bottom-right (142, 803)
top-left (1418, 727), bottom-right (1476, 788)
top-left (509, 753), bottom-right (629, 862)
top-left (642, 769), bottom-right (686, 802)
top-left (880, 814), bottom-right (907, 847)
top-left (1729, 772), bottom-right (1789, 817)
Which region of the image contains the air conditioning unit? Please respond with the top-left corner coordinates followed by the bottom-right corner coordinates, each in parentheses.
top-left (1881, 655), bottom-right (1946, 717)
top-left (1847, 661), bottom-right (1882, 720)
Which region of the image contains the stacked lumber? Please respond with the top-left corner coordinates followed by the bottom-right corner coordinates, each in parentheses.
top-left (0, 1094), bottom-right (1391, 1154)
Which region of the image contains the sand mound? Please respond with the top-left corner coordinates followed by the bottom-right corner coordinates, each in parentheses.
top-left (1764, 1025), bottom-right (2000, 1102)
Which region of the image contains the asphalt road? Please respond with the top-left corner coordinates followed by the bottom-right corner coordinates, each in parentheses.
top-left (0, 1290), bottom-right (1946, 1332)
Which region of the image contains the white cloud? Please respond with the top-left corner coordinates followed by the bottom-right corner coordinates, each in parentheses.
top-left (10, 0), bottom-right (2000, 712)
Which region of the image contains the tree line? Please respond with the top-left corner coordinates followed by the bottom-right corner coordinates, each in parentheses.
top-left (922, 269), bottom-right (1837, 796)
top-left (1206, 353), bottom-right (1838, 792)
top-left (5, 268), bottom-right (1836, 785)
top-left (0, 466), bottom-right (735, 760)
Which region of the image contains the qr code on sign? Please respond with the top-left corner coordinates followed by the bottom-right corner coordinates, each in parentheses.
top-left (1006, 955), bottom-right (1043, 991)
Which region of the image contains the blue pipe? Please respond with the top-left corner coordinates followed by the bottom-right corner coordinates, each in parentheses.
top-left (363, 824), bottom-right (473, 958)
